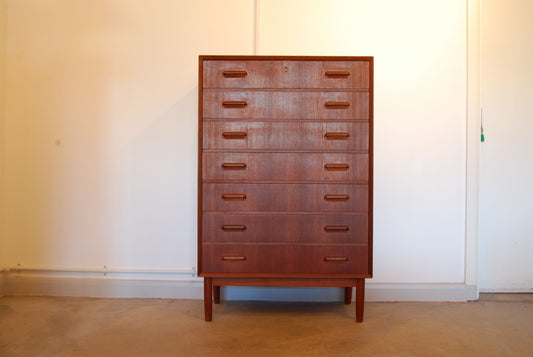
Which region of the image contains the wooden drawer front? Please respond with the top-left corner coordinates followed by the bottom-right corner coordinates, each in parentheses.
top-left (203, 121), bottom-right (369, 151)
top-left (203, 90), bottom-right (369, 120)
top-left (203, 60), bottom-right (370, 89)
top-left (202, 244), bottom-right (369, 275)
top-left (202, 153), bottom-right (368, 182)
top-left (202, 213), bottom-right (368, 244)
top-left (202, 183), bottom-right (368, 212)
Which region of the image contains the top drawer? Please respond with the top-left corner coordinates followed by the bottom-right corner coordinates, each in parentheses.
top-left (203, 60), bottom-right (370, 89)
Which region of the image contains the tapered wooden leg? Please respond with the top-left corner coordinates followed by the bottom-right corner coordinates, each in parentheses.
top-left (213, 285), bottom-right (220, 304)
top-left (355, 279), bottom-right (365, 322)
top-left (344, 287), bottom-right (353, 304)
top-left (204, 277), bottom-right (212, 321)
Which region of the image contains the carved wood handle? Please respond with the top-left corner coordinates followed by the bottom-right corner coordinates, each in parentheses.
top-left (325, 163), bottom-right (350, 171)
top-left (325, 132), bottom-right (350, 140)
top-left (324, 194), bottom-right (350, 201)
top-left (324, 256), bottom-right (349, 262)
top-left (222, 101), bottom-right (247, 108)
top-left (324, 225), bottom-right (350, 232)
top-left (325, 102), bottom-right (350, 109)
top-left (325, 71), bottom-right (350, 78)
top-left (221, 255), bottom-right (247, 262)
top-left (221, 162), bottom-right (247, 170)
top-left (222, 132), bottom-right (247, 139)
top-left (221, 194), bottom-right (247, 201)
top-left (222, 70), bottom-right (248, 78)
top-left (221, 225), bottom-right (247, 231)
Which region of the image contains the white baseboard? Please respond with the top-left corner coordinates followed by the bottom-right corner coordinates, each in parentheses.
top-left (4, 271), bottom-right (204, 299)
top-left (366, 283), bottom-right (478, 301)
top-left (2, 270), bottom-right (479, 302)
top-left (480, 288), bottom-right (533, 293)
top-left (223, 284), bottom-right (478, 302)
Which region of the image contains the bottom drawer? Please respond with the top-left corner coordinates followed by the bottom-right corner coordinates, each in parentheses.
top-left (202, 244), bottom-right (368, 275)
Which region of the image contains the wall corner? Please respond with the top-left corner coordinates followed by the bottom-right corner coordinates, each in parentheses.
top-left (465, 0), bottom-right (481, 291)
top-left (0, 0), bottom-right (8, 273)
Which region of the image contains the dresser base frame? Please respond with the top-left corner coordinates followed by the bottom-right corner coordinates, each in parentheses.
top-left (203, 277), bottom-right (366, 322)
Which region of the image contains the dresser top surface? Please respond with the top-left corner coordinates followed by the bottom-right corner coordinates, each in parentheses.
top-left (199, 55), bottom-right (373, 62)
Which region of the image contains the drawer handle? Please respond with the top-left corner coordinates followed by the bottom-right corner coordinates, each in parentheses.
top-left (222, 255), bottom-right (247, 262)
top-left (325, 132), bottom-right (350, 140)
top-left (222, 70), bottom-right (248, 78)
top-left (221, 225), bottom-right (247, 231)
top-left (325, 71), bottom-right (350, 78)
top-left (222, 162), bottom-right (247, 170)
top-left (324, 256), bottom-right (349, 262)
top-left (324, 194), bottom-right (350, 201)
top-left (325, 163), bottom-right (350, 171)
top-left (324, 225), bottom-right (350, 232)
top-left (325, 102), bottom-right (350, 109)
top-left (222, 101), bottom-right (247, 108)
top-left (221, 194), bottom-right (247, 201)
top-left (222, 131), bottom-right (247, 139)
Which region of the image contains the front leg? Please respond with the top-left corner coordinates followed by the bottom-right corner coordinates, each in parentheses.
top-left (204, 277), bottom-right (213, 321)
top-left (355, 279), bottom-right (365, 322)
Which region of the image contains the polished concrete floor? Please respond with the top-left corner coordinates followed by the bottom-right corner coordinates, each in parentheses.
top-left (1, 294), bottom-right (532, 356)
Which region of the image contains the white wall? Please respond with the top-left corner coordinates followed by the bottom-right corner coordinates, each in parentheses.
top-left (4, 0), bottom-right (254, 272)
top-left (3, 0), bottom-right (475, 299)
top-left (479, 0), bottom-right (533, 291)
top-left (258, 0), bottom-right (467, 283)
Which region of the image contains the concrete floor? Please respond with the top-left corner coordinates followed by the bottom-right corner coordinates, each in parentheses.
top-left (1, 294), bottom-right (532, 356)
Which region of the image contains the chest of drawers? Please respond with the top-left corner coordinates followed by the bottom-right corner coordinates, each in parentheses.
top-left (198, 56), bottom-right (373, 322)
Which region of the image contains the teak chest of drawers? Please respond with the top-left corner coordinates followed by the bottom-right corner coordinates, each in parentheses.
top-left (198, 56), bottom-right (373, 322)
